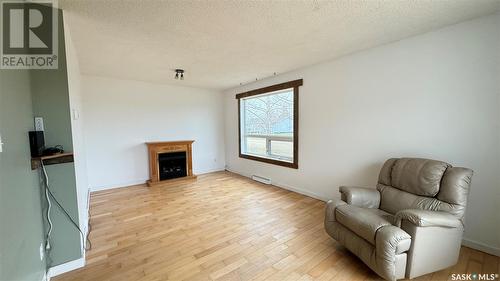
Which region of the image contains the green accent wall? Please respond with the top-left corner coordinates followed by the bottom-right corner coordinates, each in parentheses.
top-left (0, 5), bottom-right (82, 279)
top-left (30, 10), bottom-right (82, 267)
top-left (0, 70), bottom-right (46, 280)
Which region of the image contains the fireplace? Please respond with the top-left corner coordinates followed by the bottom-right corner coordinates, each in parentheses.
top-left (146, 140), bottom-right (196, 186)
top-left (158, 151), bottom-right (187, 180)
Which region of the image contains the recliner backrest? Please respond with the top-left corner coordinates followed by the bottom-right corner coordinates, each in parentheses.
top-left (376, 158), bottom-right (473, 219)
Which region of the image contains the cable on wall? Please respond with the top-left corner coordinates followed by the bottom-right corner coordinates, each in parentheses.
top-left (43, 172), bottom-right (54, 252)
top-left (41, 161), bottom-right (90, 263)
top-left (86, 195), bottom-right (92, 251)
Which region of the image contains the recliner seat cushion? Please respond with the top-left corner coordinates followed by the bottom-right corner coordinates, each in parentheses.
top-left (335, 204), bottom-right (393, 244)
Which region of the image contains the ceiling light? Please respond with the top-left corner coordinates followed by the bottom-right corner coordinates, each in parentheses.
top-left (174, 69), bottom-right (185, 80)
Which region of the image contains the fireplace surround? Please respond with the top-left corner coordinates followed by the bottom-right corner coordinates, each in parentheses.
top-left (146, 140), bottom-right (196, 186)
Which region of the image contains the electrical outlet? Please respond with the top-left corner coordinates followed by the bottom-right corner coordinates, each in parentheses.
top-left (39, 243), bottom-right (44, 261)
top-left (34, 117), bottom-right (44, 131)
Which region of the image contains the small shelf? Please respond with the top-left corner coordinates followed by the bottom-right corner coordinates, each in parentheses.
top-left (31, 152), bottom-right (74, 170)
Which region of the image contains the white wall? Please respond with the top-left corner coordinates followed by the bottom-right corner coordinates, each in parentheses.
top-left (63, 11), bottom-right (89, 256)
top-left (82, 75), bottom-right (226, 191)
top-left (224, 14), bottom-right (500, 254)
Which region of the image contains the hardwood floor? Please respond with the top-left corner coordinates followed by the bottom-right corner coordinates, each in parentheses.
top-left (55, 171), bottom-right (499, 281)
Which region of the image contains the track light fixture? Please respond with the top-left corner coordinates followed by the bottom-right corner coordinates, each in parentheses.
top-left (174, 69), bottom-right (185, 80)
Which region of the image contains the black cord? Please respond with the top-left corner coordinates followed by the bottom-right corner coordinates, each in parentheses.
top-left (86, 223), bottom-right (92, 250)
top-left (46, 183), bottom-right (86, 246)
top-left (41, 162), bottom-right (91, 254)
top-left (86, 206), bottom-right (92, 250)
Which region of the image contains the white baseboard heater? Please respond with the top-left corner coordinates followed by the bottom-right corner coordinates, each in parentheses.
top-left (251, 175), bottom-right (271, 185)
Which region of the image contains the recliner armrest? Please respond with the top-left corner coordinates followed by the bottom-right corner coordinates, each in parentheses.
top-left (339, 186), bottom-right (380, 208)
top-left (377, 225), bottom-right (412, 257)
top-left (395, 209), bottom-right (462, 228)
top-left (325, 198), bottom-right (347, 222)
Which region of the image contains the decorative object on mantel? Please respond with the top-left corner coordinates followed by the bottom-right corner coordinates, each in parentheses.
top-left (31, 152), bottom-right (74, 170)
top-left (146, 140), bottom-right (196, 186)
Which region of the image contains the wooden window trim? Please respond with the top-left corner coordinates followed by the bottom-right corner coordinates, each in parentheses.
top-left (236, 79), bottom-right (302, 169)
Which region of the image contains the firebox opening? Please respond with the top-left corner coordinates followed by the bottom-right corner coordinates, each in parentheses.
top-left (158, 151), bottom-right (187, 181)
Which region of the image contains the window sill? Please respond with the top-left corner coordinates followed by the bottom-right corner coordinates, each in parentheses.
top-left (239, 153), bottom-right (298, 169)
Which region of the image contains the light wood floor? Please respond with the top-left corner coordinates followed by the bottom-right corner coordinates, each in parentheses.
top-left (55, 171), bottom-right (499, 281)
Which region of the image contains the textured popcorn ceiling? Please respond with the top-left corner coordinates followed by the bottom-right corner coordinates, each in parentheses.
top-left (60, 0), bottom-right (500, 90)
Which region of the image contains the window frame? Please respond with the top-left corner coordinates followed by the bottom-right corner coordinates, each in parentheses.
top-left (236, 79), bottom-right (302, 169)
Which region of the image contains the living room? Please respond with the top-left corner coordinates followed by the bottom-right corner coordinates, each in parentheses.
top-left (0, 1), bottom-right (499, 281)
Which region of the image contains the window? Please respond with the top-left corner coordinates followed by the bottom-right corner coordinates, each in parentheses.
top-left (236, 79), bottom-right (302, 168)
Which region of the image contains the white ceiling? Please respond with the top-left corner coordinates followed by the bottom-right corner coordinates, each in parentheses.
top-left (60, 0), bottom-right (500, 90)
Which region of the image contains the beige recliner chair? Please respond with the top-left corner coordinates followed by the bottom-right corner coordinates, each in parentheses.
top-left (324, 158), bottom-right (473, 280)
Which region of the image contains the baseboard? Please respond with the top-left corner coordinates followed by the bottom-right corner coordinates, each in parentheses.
top-left (224, 168), bottom-right (252, 178)
top-left (47, 257), bottom-right (85, 278)
top-left (90, 168), bottom-right (226, 192)
top-left (90, 179), bottom-right (149, 192)
top-left (462, 238), bottom-right (500, 257)
top-left (196, 167), bottom-right (226, 175)
top-left (224, 168), bottom-right (328, 202)
top-left (272, 181), bottom-right (329, 202)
